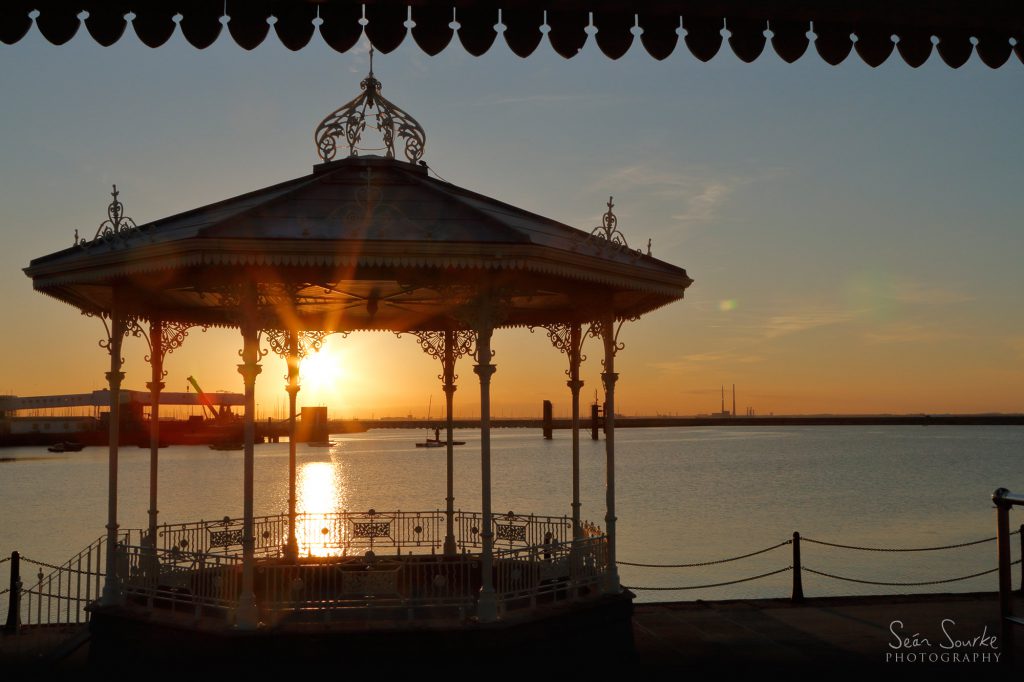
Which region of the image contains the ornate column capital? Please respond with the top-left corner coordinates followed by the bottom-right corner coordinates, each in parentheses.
top-left (237, 362), bottom-right (263, 385)
top-left (145, 381), bottom-right (165, 392)
top-left (397, 328), bottom-right (477, 390)
top-left (264, 329), bottom-right (331, 361)
top-left (473, 363), bottom-right (497, 380)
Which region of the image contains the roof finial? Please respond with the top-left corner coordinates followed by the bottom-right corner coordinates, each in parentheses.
top-left (588, 195), bottom-right (639, 253)
top-left (313, 51), bottom-right (426, 164)
top-left (76, 183), bottom-right (142, 249)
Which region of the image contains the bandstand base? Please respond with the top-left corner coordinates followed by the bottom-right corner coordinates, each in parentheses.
top-left (88, 592), bottom-right (635, 672)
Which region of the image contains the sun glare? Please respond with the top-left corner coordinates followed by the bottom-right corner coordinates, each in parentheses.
top-left (297, 460), bottom-right (345, 556)
top-left (299, 346), bottom-right (348, 405)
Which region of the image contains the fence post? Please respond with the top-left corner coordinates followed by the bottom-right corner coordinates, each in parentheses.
top-left (791, 532), bottom-right (804, 603)
top-left (3, 551), bottom-right (21, 635)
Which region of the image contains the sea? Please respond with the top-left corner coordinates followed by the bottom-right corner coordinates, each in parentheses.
top-left (1, 425), bottom-right (1021, 604)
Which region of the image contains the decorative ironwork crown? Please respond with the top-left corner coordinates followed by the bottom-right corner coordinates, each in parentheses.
top-left (314, 50), bottom-right (426, 164)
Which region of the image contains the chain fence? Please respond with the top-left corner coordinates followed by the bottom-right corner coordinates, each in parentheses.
top-left (621, 528), bottom-right (1023, 596)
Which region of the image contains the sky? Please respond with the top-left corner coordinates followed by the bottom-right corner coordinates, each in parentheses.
top-left (1, 24), bottom-right (1022, 418)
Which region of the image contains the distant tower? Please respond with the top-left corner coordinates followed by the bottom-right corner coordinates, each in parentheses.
top-left (720, 385), bottom-right (725, 414)
top-left (732, 384), bottom-right (736, 418)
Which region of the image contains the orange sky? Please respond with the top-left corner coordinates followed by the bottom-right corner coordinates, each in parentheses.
top-left (2, 36), bottom-right (1023, 417)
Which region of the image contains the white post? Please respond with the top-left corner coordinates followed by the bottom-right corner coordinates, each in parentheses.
top-left (146, 319), bottom-right (164, 548)
top-left (474, 324), bottom-right (497, 621)
top-left (236, 290), bottom-right (262, 629)
top-left (568, 323), bottom-right (583, 540)
top-left (442, 329), bottom-right (458, 557)
top-left (101, 302), bottom-right (125, 606)
top-left (600, 316), bottom-right (621, 592)
top-left (285, 329), bottom-right (300, 560)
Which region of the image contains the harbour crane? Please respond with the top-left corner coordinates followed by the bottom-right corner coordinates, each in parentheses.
top-left (186, 376), bottom-right (220, 421)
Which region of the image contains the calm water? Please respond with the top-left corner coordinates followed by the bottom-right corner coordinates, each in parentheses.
top-left (0, 426), bottom-right (1021, 603)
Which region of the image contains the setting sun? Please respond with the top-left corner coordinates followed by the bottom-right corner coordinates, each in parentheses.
top-left (299, 339), bottom-right (349, 406)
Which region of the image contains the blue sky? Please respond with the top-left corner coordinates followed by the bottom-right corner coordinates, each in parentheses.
top-left (1, 26), bottom-right (1022, 415)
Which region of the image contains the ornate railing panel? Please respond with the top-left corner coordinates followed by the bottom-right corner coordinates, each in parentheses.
top-left (153, 510), bottom-right (573, 558)
top-left (457, 511), bottom-right (573, 553)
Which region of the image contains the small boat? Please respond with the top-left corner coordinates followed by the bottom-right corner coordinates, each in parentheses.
top-left (209, 442), bottom-right (243, 451)
top-left (48, 441), bottom-right (85, 453)
top-left (415, 439), bottom-right (466, 448)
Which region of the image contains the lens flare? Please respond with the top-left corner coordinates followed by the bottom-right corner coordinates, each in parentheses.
top-left (718, 299), bottom-right (738, 312)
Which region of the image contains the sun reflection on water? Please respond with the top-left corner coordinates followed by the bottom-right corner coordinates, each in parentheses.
top-left (297, 458), bottom-right (346, 556)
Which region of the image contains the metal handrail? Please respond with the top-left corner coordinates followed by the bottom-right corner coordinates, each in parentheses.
top-left (151, 510), bottom-right (573, 558)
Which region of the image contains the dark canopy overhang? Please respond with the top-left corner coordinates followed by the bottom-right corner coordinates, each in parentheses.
top-left (2, 1), bottom-right (1021, 69)
top-left (24, 156), bottom-right (693, 332)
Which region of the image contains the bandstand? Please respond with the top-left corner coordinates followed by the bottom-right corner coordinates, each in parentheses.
top-left (23, 62), bottom-right (692, 666)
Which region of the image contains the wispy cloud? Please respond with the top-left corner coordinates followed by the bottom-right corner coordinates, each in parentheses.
top-left (861, 322), bottom-right (962, 345)
top-left (592, 163), bottom-right (785, 230)
top-left (671, 182), bottom-right (733, 224)
top-left (348, 39), bottom-right (373, 74)
top-left (762, 309), bottom-right (860, 339)
top-left (651, 350), bottom-right (764, 374)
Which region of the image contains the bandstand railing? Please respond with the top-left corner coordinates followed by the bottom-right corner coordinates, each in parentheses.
top-left (113, 535), bottom-right (609, 622)
top-left (153, 510), bottom-right (575, 558)
top-left (2, 511), bottom-right (603, 628)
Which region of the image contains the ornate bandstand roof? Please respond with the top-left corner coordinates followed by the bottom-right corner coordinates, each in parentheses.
top-left (25, 63), bottom-right (692, 333)
top-left (1, 1), bottom-right (1021, 69)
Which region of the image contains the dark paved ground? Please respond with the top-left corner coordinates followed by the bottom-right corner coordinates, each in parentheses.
top-left (632, 592), bottom-right (1023, 676)
top-left (2, 592), bottom-right (1021, 676)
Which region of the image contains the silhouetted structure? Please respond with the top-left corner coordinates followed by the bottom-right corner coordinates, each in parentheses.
top-left (22, 61), bottom-right (691, 664)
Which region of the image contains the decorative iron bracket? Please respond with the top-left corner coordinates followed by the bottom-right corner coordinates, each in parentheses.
top-left (529, 323), bottom-right (588, 379)
top-left (587, 315), bottom-right (639, 364)
top-left (133, 321), bottom-right (202, 378)
top-left (85, 311), bottom-right (145, 365)
top-left (263, 329), bottom-right (331, 361)
top-left (396, 329), bottom-right (477, 383)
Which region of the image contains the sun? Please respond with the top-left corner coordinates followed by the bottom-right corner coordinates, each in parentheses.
top-left (299, 342), bottom-right (349, 406)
